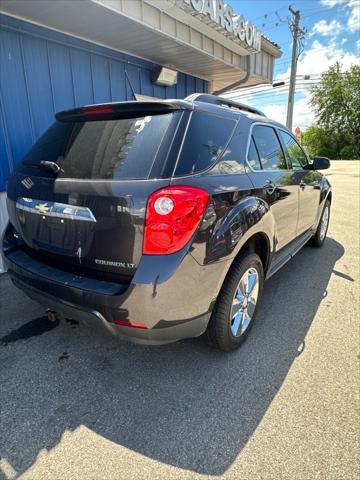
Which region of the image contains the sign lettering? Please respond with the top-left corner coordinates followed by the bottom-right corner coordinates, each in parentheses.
top-left (184, 0), bottom-right (262, 52)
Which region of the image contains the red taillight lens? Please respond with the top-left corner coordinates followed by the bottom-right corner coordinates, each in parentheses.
top-left (83, 105), bottom-right (113, 117)
top-left (143, 186), bottom-right (209, 255)
top-left (114, 320), bottom-right (148, 329)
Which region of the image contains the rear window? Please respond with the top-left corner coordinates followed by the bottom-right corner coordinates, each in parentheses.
top-left (22, 114), bottom-right (175, 180)
top-left (174, 111), bottom-right (236, 176)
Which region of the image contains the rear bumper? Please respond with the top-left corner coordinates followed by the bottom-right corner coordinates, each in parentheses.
top-left (3, 245), bottom-right (229, 345)
top-left (10, 275), bottom-right (209, 345)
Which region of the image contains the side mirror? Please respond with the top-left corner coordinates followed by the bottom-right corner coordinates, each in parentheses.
top-left (313, 156), bottom-right (330, 170)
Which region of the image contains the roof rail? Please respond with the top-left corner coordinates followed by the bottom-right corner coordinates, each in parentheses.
top-left (185, 93), bottom-right (265, 117)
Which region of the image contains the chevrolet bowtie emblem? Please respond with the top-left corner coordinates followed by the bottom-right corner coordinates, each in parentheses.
top-left (34, 203), bottom-right (50, 214)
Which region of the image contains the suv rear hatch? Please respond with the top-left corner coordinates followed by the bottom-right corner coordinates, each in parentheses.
top-left (6, 102), bottom-right (189, 281)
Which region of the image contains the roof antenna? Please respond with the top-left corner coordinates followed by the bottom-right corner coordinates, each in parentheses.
top-left (125, 69), bottom-right (137, 101)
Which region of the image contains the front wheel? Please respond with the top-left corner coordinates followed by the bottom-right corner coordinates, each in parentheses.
top-left (310, 200), bottom-right (330, 248)
top-left (206, 251), bottom-right (264, 352)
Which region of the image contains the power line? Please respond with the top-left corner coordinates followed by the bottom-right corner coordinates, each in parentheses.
top-left (230, 78), bottom-right (352, 101)
top-left (248, 9), bottom-right (285, 24)
top-left (260, 4), bottom-right (345, 34)
top-left (279, 42), bottom-right (356, 56)
top-left (225, 74), bottom-right (326, 95)
top-left (230, 75), bottom-right (350, 99)
top-left (227, 75), bottom-right (346, 101)
top-left (261, 7), bottom-right (331, 33)
top-left (232, 86), bottom-right (328, 100)
top-left (231, 85), bottom-right (319, 101)
top-left (274, 40), bottom-right (357, 74)
top-left (247, 0), bottom-right (354, 38)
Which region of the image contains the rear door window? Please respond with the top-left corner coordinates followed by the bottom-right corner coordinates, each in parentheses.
top-left (22, 114), bottom-right (175, 180)
top-left (252, 125), bottom-right (287, 170)
top-left (174, 111), bottom-right (236, 176)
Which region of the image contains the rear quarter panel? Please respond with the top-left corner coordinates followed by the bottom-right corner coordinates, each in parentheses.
top-left (171, 172), bottom-right (274, 268)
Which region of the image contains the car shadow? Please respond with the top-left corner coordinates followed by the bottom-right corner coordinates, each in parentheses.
top-left (0, 237), bottom-right (344, 476)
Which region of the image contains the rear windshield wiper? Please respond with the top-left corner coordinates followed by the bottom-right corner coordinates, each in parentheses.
top-left (23, 160), bottom-right (63, 174)
top-left (39, 160), bottom-right (63, 173)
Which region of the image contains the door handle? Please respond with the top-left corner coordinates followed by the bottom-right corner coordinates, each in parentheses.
top-left (263, 179), bottom-right (276, 195)
top-left (299, 180), bottom-right (306, 190)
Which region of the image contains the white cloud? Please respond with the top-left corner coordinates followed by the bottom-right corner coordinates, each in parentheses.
top-left (277, 39), bottom-right (359, 80)
top-left (262, 103), bottom-right (286, 122)
top-left (226, 4), bottom-right (359, 135)
top-left (320, 0), bottom-right (360, 33)
top-left (263, 93), bottom-right (314, 132)
top-left (227, 37), bottom-right (359, 133)
top-left (263, 101), bottom-right (286, 123)
top-left (311, 19), bottom-right (343, 37)
top-left (347, 0), bottom-right (360, 32)
top-left (320, 0), bottom-right (346, 6)
top-left (262, 33), bottom-right (359, 132)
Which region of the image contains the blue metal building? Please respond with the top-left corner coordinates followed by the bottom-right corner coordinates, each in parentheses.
top-left (0, 14), bottom-right (208, 192)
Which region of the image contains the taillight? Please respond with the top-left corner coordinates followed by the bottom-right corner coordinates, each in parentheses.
top-left (143, 186), bottom-right (209, 255)
top-left (114, 320), bottom-right (148, 329)
top-left (83, 105), bottom-right (113, 117)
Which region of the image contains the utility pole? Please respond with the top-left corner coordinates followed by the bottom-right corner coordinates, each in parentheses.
top-left (286, 6), bottom-right (306, 131)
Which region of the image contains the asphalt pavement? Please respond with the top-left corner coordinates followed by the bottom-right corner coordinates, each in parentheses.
top-left (0, 161), bottom-right (359, 480)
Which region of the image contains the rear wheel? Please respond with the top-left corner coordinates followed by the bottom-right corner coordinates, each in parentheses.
top-left (311, 200), bottom-right (330, 248)
top-left (206, 251), bottom-right (264, 352)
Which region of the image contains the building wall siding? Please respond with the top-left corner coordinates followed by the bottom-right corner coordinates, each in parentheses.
top-left (0, 14), bottom-right (208, 191)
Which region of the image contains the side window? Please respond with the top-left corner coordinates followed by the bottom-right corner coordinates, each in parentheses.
top-left (209, 127), bottom-right (247, 175)
top-left (252, 126), bottom-right (287, 170)
top-left (174, 111), bottom-right (235, 176)
top-left (278, 130), bottom-right (308, 170)
top-left (247, 136), bottom-right (262, 171)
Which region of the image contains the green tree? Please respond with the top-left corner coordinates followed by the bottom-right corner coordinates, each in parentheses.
top-left (302, 126), bottom-right (355, 159)
top-left (307, 63), bottom-right (360, 159)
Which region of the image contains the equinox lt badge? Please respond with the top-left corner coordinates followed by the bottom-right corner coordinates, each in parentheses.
top-left (95, 259), bottom-right (136, 269)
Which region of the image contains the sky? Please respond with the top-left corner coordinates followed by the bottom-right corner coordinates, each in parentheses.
top-left (225, 0), bottom-right (360, 132)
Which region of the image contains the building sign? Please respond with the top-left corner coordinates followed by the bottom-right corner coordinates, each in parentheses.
top-left (183, 0), bottom-right (262, 52)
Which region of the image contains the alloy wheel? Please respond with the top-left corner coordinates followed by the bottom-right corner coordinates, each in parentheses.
top-left (230, 267), bottom-right (259, 337)
top-left (320, 206), bottom-right (329, 241)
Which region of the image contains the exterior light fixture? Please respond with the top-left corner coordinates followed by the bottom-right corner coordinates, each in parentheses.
top-left (152, 66), bottom-right (178, 87)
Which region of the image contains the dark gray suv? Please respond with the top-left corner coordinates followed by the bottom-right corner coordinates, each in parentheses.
top-left (2, 94), bottom-right (331, 351)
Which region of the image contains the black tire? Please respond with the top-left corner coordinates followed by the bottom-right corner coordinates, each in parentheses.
top-left (206, 251), bottom-right (264, 352)
top-left (310, 200), bottom-right (330, 248)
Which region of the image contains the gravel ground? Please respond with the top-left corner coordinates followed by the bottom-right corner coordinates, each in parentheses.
top-left (0, 161), bottom-right (359, 480)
